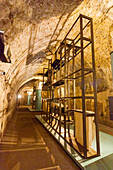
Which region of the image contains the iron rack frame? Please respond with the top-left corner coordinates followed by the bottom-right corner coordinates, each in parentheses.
top-left (42, 14), bottom-right (100, 159)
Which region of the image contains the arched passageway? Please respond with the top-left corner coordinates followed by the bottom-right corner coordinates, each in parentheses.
top-left (0, 0), bottom-right (113, 169)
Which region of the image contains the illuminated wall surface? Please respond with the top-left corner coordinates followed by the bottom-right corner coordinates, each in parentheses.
top-left (0, 0), bottom-right (113, 137)
top-left (35, 89), bottom-right (42, 111)
top-left (111, 52), bottom-right (113, 80)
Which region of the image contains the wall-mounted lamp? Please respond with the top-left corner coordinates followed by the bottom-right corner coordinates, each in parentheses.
top-left (18, 94), bottom-right (21, 99)
top-left (0, 30), bottom-right (4, 34)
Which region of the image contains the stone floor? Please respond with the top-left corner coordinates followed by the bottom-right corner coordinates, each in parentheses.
top-left (0, 107), bottom-right (80, 170)
top-left (35, 114), bottom-right (113, 170)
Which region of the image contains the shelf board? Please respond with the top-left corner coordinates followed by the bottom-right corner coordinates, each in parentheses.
top-left (52, 59), bottom-right (60, 69)
top-left (61, 42), bottom-right (81, 51)
top-left (86, 113), bottom-right (95, 117)
top-left (44, 70), bottom-right (52, 77)
top-left (64, 109), bottom-right (83, 113)
top-left (83, 37), bottom-right (92, 42)
top-left (52, 79), bottom-right (64, 87)
top-left (59, 46), bottom-right (81, 61)
top-left (53, 60), bottom-right (65, 71)
top-left (53, 67), bottom-right (93, 83)
top-left (64, 109), bottom-right (95, 116)
top-left (61, 119), bottom-right (74, 124)
top-left (44, 70), bottom-right (48, 77)
top-left (42, 98), bottom-right (51, 101)
top-left (84, 68), bottom-right (93, 72)
top-left (42, 96), bottom-right (94, 101)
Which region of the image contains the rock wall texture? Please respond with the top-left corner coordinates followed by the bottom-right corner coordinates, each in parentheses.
top-left (75, 0), bottom-right (113, 126)
top-left (0, 0), bottom-right (113, 136)
top-left (0, 0), bottom-right (83, 137)
top-left (48, 0), bottom-right (113, 126)
top-left (0, 73), bottom-right (16, 138)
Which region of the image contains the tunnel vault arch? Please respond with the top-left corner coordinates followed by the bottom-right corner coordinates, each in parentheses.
top-left (0, 0), bottom-right (113, 142)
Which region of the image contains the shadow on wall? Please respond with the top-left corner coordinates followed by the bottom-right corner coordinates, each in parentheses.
top-left (28, 0), bottom-right (83, 23)
top-left (26, 51), bottom-right (46, 65)
top-left (0, 0), bottom-right (83, 42)
top-left (26, 7), bottom-right (81, 65)
top-left (25, 0), bottom-right (83, 66)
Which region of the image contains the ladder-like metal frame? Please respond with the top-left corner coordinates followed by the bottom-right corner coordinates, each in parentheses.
top-left (42, 14), bottom-right (100, 159)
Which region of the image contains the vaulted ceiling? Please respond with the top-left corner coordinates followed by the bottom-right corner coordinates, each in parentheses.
top-left (0, 0), bottom-right (113, 93)
top-left (0, 0), bottom-right (83, 91)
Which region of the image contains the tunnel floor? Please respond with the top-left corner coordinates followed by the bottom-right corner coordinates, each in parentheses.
top-left (0, 107), bottom-right (80, 170)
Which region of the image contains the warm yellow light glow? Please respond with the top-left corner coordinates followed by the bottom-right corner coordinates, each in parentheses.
top-left (0, 30), bottom-right (4, 34)
top-left (38, 82), bottom-right (43, 89)
top-left (27, 91), bottom-right (32, 95)
top-left (18, 95), bottom-right (21, 99)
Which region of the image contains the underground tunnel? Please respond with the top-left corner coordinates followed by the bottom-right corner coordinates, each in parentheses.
top-left (0, 0), bottom-right (113, 169)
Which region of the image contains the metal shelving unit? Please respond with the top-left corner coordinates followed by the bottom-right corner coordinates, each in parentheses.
top-left (42, 14), bottom-right (100, 159)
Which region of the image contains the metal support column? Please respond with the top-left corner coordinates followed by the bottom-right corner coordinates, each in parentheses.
top-left (90, 18), bottom-right (100, 156)
top-left (80, 15), bottom-right (87, 158)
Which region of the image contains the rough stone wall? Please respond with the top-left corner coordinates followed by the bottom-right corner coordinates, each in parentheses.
top-left (0, 74), bottom-right (16, 138)
top-left (0, 0), bottom-right (83, 137)
top-left (0, 0), bottom-right (82, 137)
top-left (52, 0), bottom-right (113, 126)
top-left (77, 0), bottom-right (113, 125)
top-left (79, 0), bottom-right (113, 125)
top-left (44, 0), bottom-right (113, 126)
top-left (0, 0), bottom-right (113, 137)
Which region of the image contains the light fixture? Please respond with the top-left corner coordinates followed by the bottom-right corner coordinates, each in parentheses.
top-left (38, 82), bottom-right (43, 89)
top-left (0, 30), bottom-right (4, 34)
top-left (27, 91), bottom-right (32, 95)
top-left (18, 94), bottom-right (21, 99)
